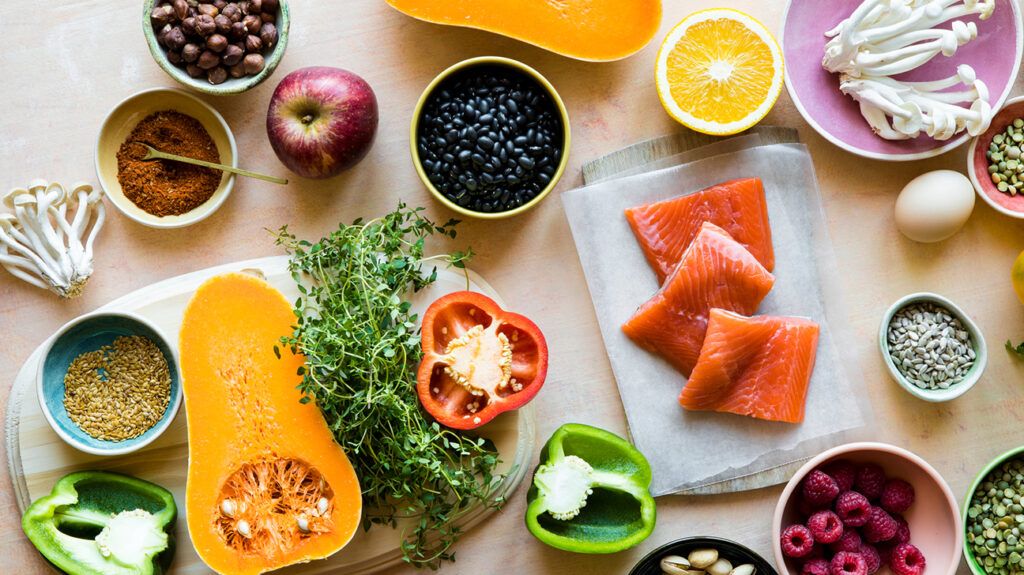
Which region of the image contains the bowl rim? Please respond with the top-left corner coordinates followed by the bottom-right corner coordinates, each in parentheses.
top-left (94, 86), bottom-right (238, 229)
top-left (967, 95), bottom-right (1024, 220)
top-left (627, 535), bottom-right (779, 575)
top-left (141, 0), bottom-right (291, 96)
top-left (772, 442), bottom-right (964, 575)
top-left (781, 0), bottom-right (1023, 162)
top-left (35, 310), bottom-right (183, 457)
top-left (877, 292), bottom-right (988, 403)
top-left (962, 444), bottom-right (1024, 574)
top-left (409, 55), bottom-right (571, 220)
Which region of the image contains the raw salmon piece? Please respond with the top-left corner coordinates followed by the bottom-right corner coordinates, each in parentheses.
top-left (621, 223), bottom-right (775, 376)
top-left (625, 177), bottom-right (775, 283)
top-left (679, 308), bottom-right (820, 424)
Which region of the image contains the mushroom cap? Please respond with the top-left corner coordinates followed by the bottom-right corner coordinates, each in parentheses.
top-left (44, 182), bottom-right (68, 206)
top-left (3, 187), bottom-right (33, 210)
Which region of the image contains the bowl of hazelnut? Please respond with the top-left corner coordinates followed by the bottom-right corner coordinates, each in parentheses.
top-left (144, 0), bottom-right (290, 95)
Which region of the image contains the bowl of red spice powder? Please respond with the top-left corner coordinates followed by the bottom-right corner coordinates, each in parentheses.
top-left (95, 87), bottom-right (237, 228)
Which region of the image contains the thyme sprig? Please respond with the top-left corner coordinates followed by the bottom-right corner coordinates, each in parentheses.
top-left (275, 204), bottom-right (503, 567)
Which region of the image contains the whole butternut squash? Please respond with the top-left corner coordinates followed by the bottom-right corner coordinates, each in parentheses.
top-left (179, 273), bottom-right (361, 575)
top-left (385, 0), bottom-right (662, 62)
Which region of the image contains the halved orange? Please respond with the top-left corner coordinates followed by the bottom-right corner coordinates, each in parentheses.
top-left (655, 8), bottom-right (784, 136)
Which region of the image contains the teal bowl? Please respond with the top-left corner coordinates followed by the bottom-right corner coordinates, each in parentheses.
top-left (36, 311), bottom-right (181, 456)
top-left (963, 445), bottom-right (1024, 574)
top-left (142, 0), bottom-right (290, 95)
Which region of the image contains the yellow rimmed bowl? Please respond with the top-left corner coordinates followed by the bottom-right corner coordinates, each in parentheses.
top-left (410, 56), bottom-right (571, 219)
top-left (95, 87), bottom-right (238, 228)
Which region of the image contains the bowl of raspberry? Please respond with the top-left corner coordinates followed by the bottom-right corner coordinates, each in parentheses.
top-left (773, 442), bottom-right (963, 575)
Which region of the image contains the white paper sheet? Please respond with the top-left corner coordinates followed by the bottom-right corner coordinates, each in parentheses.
top-left (563, 139), bottom-right (871, 496)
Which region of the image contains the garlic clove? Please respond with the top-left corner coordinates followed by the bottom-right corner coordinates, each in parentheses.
top-left (688, 549), bottom-right (719, 570)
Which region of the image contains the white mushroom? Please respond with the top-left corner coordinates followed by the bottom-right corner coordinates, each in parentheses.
top-left (0, 180), bottom-right (105, 298)
top-left (823, 0), bottom-right (995, 141)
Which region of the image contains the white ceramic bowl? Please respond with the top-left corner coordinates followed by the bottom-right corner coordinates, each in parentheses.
top-left (879, 292), bottom-right (987, 402)
top-left (37, 311), bottom-right (182, 456)
top-left (95, 87), bottom-right (237, 228)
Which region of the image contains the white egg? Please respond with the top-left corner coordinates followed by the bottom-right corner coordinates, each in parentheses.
top-left (894, 170), bottom-right (975, 243)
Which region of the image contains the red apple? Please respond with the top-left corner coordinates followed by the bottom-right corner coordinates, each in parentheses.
top-left (266, 66), bottom-right (378, 179)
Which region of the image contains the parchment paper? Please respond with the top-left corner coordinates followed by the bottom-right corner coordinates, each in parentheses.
top-left (563, 136), bottom-right (872, 496)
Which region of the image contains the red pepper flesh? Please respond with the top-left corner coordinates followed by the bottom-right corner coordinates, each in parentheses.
top-left (417, 291), bottom-right (548, 430)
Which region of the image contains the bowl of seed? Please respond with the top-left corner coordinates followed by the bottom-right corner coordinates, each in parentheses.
top-left (411, 56), bottom-right (571, 219)
top-left (628, 536), bottom-right (776, 575)
top-left (969, 95), bottom-right (1024, 220)
top-left (36, 311), bottom-right (181, 456)
top-left (879, 292), bottom-right (987, 403)
top-left (964, 446), bottom-right (1024, 575)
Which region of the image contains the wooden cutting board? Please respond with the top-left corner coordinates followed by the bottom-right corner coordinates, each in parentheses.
top-left (4, 256), bottom-right (535, 574)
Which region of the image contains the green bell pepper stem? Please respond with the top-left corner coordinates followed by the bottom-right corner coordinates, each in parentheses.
top-left (22, 471), bottom-right (177, 575)
top-left (525, 423), bottom-right (657, 554)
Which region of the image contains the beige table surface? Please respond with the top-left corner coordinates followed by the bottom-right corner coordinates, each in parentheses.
top-left (3, 1), bottom-right (1024, 573)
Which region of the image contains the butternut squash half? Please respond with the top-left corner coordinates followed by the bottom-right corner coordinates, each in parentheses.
top-left (384, 0), bottom-right (662, 62)
top-left (179, 273), bottom-right (361, 575)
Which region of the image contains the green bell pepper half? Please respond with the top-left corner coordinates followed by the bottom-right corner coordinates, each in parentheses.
top-left (22, 471), bottom-right (177, 575)
top-left (525, 423), bottom-right (656, 554)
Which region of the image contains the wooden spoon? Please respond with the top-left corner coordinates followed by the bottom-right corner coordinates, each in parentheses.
top-left (136, 143), bottom-right (288, 185)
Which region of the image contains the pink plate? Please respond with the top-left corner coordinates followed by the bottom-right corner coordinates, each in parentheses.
top-left (782, 0), bottom-right (1022, 161)
top-left (772, 442), bottom-right (963, 575)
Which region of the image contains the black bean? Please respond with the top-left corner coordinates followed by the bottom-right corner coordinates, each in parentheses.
top-left (479, 114), bottom-right (494, 124)
top-left (478, 136), bottom-right (494, 149)
top-left (458, 150), bottom-right (471, 162)
top-left (518, 156), bottom-right (535, 170)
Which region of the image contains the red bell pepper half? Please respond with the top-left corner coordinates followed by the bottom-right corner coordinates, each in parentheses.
top-left (417, 291), bottom-right (548, 430)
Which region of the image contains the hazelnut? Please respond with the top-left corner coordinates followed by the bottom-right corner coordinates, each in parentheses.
top-left (194, 14), bottom-right (216, 36)
top-left (214, 14), bottom-right (231, 33)
top-left (213, 0), bottom-right (227, 8)
top-left (167, 49), bottom-right (183, 65)
top-left (259, 22), bottom-right (277, 48)
top-left (166, 26), bottom-right (187, 50)
top-left (222, 3), bottom-right (241, 21)
top-left (243, 14), bottom-right (261, 34)
top-left (206, 33), bottom-right (228, 52)
top-left (150, 4), bottom-right (174, 26)
top-left (197, 4), bottom-right (219, 17)
top-left (243, 53), bottom-right (264, 75)
top-left (186, 63), bottom-right (205, 78)
top-left (182, 43), bottom-right (201, 62)
top-left (173, 0), bottom-right (189, 20)
top-left (248, 0), bottom-right (262, 12)
top-left (229, 62), bottom-right (246, 78)
top-left (260, 11), bottom-right (274, 23)
top-left (262, 0), bottom-right (278, 13)
top-left (207, 66), bottom-right (228, 84)
top-left (222, 44), bottom-right (244, 66)
top-left (197, 50), bottom-right (221, 69)
top-left (182, 16), bottom-right (196, 32)
top-left (244, 34), bottom-right (262, 53)
top-left (230, 21), bottom-right (247, 40)
top-left (156, 23), bottom-right (173, 47)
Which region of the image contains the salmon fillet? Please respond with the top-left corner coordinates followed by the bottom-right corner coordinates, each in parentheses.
top-left (625, 178), bottom-right (775, 283)
top-left (621, 223), bottom-right (775, 376)
top-left (679, 308), bottom-right (820, 424)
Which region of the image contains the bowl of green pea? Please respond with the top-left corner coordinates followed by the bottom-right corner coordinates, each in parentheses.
top-left (968, 95), bottom-right (1024, 220)
top-left (964, 446), bottom-right (1024, 574)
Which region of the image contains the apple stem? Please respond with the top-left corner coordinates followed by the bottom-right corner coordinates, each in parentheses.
top-left (302, 114), bottom-right (314, 125)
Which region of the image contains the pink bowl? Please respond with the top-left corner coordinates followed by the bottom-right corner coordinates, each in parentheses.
top-left (782, 0), bottom-right (1022, 161)
top-left (772, 442), bottom-right (963, 575)
top-left (967, 96), bottom-right (1024, 219)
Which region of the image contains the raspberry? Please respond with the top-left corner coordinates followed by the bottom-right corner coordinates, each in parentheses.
top-left (855, 464), bottom-right (887, 501)
top-left (802, 558), bottom-right (831, 575)
top-left (835, 491), bottom-right (872, 527)
top-left (781, 524), bottom-right (816, 558)
top-left (876, 541), bottom-right (897, 566)
top-left (880, 479), bottom-right (915, 514)
top-left (860, 544), bottom-right (881, 574)
top-left (799, 496), bottom-right (829, 518)
top-left (807, 510), bottom-right (844, 544)
top-left (803, 470), bottom-right (841, 506)
top-left (822, 459), bottom-right (857, 492)
top-left (890, 543), bottom-right (926, 575)
top-left (892, 514), bottom-right (911, 544)
top-left (831, 551), bottom-right (868, 575)
top-left (830, 529), bottom-right (863, 553)
top-left (863, 507), bottom-right (898, 543)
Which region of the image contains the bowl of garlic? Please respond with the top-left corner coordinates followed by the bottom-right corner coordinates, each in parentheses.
top-left (628, 537), bottom-right (776, 575)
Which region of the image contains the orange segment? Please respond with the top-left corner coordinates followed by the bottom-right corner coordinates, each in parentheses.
top-left (656, 9), bottom-right (784, 136)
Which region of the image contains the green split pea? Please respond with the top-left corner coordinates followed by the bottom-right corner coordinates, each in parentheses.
top-left (968, 457), bottom-right (1024, 575)
top-left (987, 118), bottom-right (1024, 197)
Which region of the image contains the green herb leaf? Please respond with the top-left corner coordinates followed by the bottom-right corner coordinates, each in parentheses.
top-left (1007, 340), bottom-right (1024, 358)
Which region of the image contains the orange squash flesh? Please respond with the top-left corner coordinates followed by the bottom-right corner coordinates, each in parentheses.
top-left (385, 0), bottom-right (662, 62)
top-left (179, 273), bottom-right (361, 575)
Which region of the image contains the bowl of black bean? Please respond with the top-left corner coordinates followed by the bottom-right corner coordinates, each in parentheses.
top-left (411, 56), bottom-right (570, 218)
